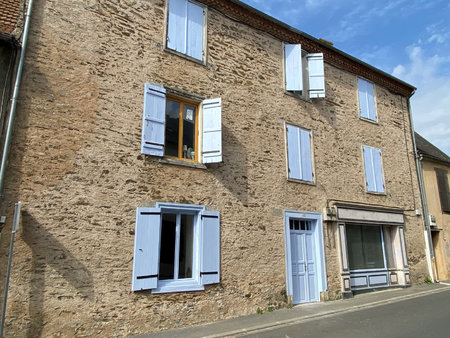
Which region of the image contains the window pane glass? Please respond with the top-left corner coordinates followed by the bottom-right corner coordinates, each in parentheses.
top-left (159, 213), bottom-right (176, 280)
top-left (362, 226), bottom-right (384, 269)
top-left (347, 224), bottom-right (365, 270)
top-left (179, 214), bottom-right (194, 278)
top-left (165, 100), bottom-right (180, 157)
top-left (347, 224), bottom-right (385, 270)
top-left (182, 104), bottom-right (196, 159)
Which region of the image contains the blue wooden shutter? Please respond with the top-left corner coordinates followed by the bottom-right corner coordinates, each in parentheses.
top-left (372, 148), bottom-right (384, 192)
top-left (307, 53), bottom-right (325, 98)
top-left (200, 210), bottom-right (220, 285)
top-left (142, 84), bottom-right (166, 156)
top-left (300, 129), bottom-right (313, 181)
top-left (285, 44), bottom-right (303, 91)
top-left (186, 1), bottom-right (204, 60)
top-left (287, 124), bottom-right (301, 180)
top-left (167, 0), bottom-right (187, 54)
top-left (132, 207), bottom-right (161, 291)
top-left (363, 146), bottom-right (376, 192)
top-left (358, 78), bottom-right (369, 119)
top-left (287, 125), bottom-right (313, 181)
top-left (366, 81), bottom-right (376, 121)
top-left (202, 98), bottom-right (222, 163)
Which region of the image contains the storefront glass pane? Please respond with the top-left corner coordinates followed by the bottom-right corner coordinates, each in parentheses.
top-left (347, 224), bottom-right (385, 270)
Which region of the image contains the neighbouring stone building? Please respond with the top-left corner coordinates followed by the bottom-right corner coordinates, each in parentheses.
top-left (415, 133), bottom-right (450, 281)
top-left (0, 0), bottom-right (429, 336)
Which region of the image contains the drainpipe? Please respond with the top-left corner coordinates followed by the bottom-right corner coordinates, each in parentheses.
top-left (407, 97), bottom-right (435, 282)
top-left (0, 0), bottom-right (34, 196)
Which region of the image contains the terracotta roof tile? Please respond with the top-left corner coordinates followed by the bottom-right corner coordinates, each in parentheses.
top-left (0, 0), bottom-right (21, 36)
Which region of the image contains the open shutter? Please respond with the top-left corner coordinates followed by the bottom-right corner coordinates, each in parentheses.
top-left (284, 44), bottom-right (303, 91)
top-left (358, 78), bottom-right (369, 119)
top-left (200, 210), bottom-right (220, 285)
top-left (307, 53), bottom-right (325, 98)
top-left (186, 1), bottom-right (204, 60)
top-left (300, 129), bottom-right (313, 181)
top-left (167, 0), bottom-right (187, 54)
top-left (132, 207), bottom-right (161, 291)
top-left (142, 84), bottom-right (166, 156)
top-left (286, 124), bottom-right (301, 180)
top-left (363, 146), bottom-right (376, 192)
top-left (202, 98), bottom-right (222, 163)
top-left (372, 148), bottom-right (384, 193)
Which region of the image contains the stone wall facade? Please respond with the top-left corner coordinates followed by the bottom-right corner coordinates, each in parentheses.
top-left (0, 0), bottom-right (428, 336)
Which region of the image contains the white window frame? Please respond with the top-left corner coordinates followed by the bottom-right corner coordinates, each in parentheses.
top-left (153, 203), bottom-right (204, 293)
top-left (357, 77), bottom-right (377, 122)
top-left (165, 0), bottom-right (207, 62)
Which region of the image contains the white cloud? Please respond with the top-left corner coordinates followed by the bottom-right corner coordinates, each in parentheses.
top-left (393, 46), bottom-right (450, 155)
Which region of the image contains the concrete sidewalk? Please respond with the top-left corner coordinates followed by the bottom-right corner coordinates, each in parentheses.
top-left (135, 282), bottom-right (450, 338)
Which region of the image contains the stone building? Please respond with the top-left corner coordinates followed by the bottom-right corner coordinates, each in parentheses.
top-left (0, 0), bottom-right (429, 336)
top-left (415, 133), bottom-right (450, 281)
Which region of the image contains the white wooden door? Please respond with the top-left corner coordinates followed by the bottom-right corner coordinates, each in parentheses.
top-left (290, 221), bottom-right (318, 304)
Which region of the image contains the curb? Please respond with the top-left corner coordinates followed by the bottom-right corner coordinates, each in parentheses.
top-left (203, 285), bottom-right (450, 338)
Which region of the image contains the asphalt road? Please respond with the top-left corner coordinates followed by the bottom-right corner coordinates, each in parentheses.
top-left (240, 288), bottom-right (450, 338)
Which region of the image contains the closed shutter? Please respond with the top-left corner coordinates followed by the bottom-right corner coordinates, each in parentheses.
top-left (363, 146), bottom-right (376, 192)
top-left (366, 81), bottom-right (376, 121)
top-left (300, 129), bottom-right (313, 181)
top-left (186, 1), bottom-right (204, 60)
top-left (284, 44), bottom-right (303, 92)
top-left (287, 124), bottom-right (313, 182)
top-left (167, 0), bottom-right (187, 54)
top-left (142, 84), bottom-right (166, 156)
top-left (436, 169), bottom-right (450, 212)
top-left (132, 208), bottom-right (162, 291)
top-left (202, 98), bottom-right (222, 163)
top-left (372, 148), bottom-right (384, 192)
top-left (307, 53), bottom-right (325, 98)
top-left (358, 78), bottom-right (369, 119)
top-left (200, 210), bottom-right (220, 285)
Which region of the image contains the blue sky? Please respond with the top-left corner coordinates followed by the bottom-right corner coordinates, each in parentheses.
top-left (241, 0), bottom-right (450, 156)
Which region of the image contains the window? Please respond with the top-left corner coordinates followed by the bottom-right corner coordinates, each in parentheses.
top-left (167, 0), bottom-right (205, 61)
top-left (286, 124), bottom-right (314, 182)
top-left (284, 44), bottom-right (325, 98)
top-left (141, 83), bottom-right (222, 164)
top-left (358, 77), bottom-right (376, 121)
top-left (132, 203), bottom-right (220, 293)
top-left (363, 145), bottom-right (384, 193)
top-left (435, 168), bottom-right (450, 213)
top-left (346, 224), bottom-right (397, 271)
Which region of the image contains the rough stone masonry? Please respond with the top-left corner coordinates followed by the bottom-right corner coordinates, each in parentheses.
top-left (0, 0), bottom-right (428, 336)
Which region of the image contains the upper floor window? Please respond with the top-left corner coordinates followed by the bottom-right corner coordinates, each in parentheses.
top-left (435, 168), bottom-right (450, 213)
top-left (363, 145), bottom-right (385, 193)
top-left (358, 77), bottom-right (376, 121)
top-left (141, 83), bottom-right (222, 164)
top-left (132, 203), bottom-right (220, 293)
top-left (286, 124), bottom-right (314, 182)
top-left (284, 44), bottom-right (325, 99)
top-left (167, 0), bottom-right (206, 61)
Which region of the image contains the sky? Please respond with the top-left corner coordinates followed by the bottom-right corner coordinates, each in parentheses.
top-left (241, 0), bottom-right (450, 156)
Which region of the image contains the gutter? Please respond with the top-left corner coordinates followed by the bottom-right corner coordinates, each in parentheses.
top-left (0, 0), bottom-right (34, 196)
top-left (407, 99), bottom-right (435, 281)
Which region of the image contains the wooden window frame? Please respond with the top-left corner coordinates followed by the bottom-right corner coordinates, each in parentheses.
top-left (165, 95), bottom-right (200, 163)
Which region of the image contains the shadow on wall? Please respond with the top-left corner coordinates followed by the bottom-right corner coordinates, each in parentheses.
top-left (211, 124), bottom-right (249, 206)
top-left (20, 211), bottom-right (94, 338)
